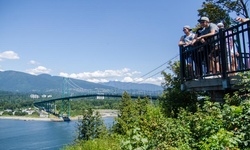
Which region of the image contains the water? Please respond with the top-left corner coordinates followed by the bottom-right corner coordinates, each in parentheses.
top-left (0, 117), bottom-right (114, 150)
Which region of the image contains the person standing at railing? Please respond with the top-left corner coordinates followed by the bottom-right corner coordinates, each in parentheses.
top-left (192, 24), bottom-right (206, 79)
top-left (178, 25), bottom-right (195, 78)
top-left (217, 23), bottom-right (239, 75)
top-left (236, 17), bottom-right (250, 69)
top-left (236, 17), bottom-right (249, 23)
top-left (192, 17), bottom-right (219, 75)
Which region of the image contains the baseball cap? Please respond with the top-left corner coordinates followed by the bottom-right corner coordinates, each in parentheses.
top-left (217, 22), bottom-right (224, 27)
top-left (183, 25), bottom-right (192, 31)
top-left (198, 16), bottom-right (209, 22)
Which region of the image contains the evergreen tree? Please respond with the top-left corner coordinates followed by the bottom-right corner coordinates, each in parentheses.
top-left (76, 108), bottom-right (107, 141)
top-left (112, 91), bottom-right (136, 135)
top-left (159, 61), bottom-right (197, 118)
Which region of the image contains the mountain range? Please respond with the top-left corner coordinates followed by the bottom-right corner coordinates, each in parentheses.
top-left (0, 71), bottom-right (163, 95)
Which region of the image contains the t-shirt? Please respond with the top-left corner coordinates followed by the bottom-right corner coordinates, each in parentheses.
top-left (195, 27), bottom-right (203, 37)
top-left (200, 23), bottom-right (219, 36)
top-left (182, 33), bottom-right (195, 47)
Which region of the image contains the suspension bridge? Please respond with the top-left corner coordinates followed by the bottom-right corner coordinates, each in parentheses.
top-left (34, 77), bottom-right (161, 121)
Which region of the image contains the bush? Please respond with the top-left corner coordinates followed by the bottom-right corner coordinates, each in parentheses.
top-left (63, 137), bottom-right (120, 150)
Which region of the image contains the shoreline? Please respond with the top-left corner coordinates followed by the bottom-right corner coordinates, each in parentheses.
top-left (0, 116), bottom-right (52, 121)
top-left (0, 110), bottom-right (118, 122)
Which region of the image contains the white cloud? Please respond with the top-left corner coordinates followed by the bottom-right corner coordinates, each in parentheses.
top-left (59, 68), bottom-right (140, 80)
top-left (121, 76), bottom-right (164, 85)
top-left (143, 77), bottom-right (164, 85)
top-left (86, 78), bottom-right (109, 83)
top-left (122, 76), bottom-right (134, 82)
top-left (0, 51), bottom-right (19, 61)
top-left (29, 60), bottom-right (40, 65)
top-left (59, 68), bottom-right (162, 85)
top-left (26, 66), bottom-right (51, 75)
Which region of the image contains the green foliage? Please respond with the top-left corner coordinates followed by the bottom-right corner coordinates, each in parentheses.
top-left (121, 127), bottom-right (149, 150)
top-left (69, 98), bottom-right (120, 116)
top-left (198, 0), bottom-right (249, 27)
top-left (204, 0), bottom-right (249, 18)
top-left (14, 111), bottom-right (28, 116)
top-left (30, 111), bottom-right (40, 117)
top-left (64, 70), bottom-right (250, 150)
top-left (223, 100), bottom-right (250, 148)
top-left (66, 95), bottom-right (250, 150)
top-left (199, 129), bottom-right (239, 150)
top-left (76, 108), bottom-right (108, 141)
top-left (0, 91), bottom-right (34, 111)
top-left (177, 101), bottom-right (242, 149)
top-left (198, 2), bottom-right (231, 26)
top-left (112, 92), bottom-right (140, 135)
top-left (160, 61), bottom-right (198, 118)
top-left (2, 111), bottom-right (13, 116)
top-left (63, 137), bottom-right (120, 150)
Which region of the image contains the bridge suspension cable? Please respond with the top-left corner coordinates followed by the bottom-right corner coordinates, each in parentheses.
top-left (61, 53), bottom-right (180, 95)
top-left (67, 78), bottom-right (84, 90)
top-left (134, 53), bottom-right (179, 84)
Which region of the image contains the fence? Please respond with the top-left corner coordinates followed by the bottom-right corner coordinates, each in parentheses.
top-left (180, 20), bottom-right (250, 85)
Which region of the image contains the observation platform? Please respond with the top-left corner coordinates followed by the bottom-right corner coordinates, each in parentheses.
top-left (180, 20), bottom-right (250, 101)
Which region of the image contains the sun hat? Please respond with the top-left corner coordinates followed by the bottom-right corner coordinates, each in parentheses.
top-left (198, 16), bottom-right (209, 22)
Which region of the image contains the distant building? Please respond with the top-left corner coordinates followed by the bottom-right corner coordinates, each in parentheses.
top-left (96, 96), bottom-right (104, 100)
top-left (96, 93), bottom-right (104, 100)
top-left (41, 94), bottom-right (47, 98)
top-left (30, 94), bottom-right (40, 99)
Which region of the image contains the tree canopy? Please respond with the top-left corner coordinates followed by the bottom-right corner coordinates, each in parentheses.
top-left (198, 0), bottom-right (249, 27)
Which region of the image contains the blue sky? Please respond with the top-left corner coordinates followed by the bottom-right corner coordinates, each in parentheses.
top-left (0, 0), bottom-right (204, 85)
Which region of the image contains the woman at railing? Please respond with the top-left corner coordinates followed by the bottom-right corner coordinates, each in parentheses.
top-left (178, 25), bottom-right (195, 78)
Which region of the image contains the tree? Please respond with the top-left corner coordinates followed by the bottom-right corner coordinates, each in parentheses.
top-left (198, 0), bottom-right (249, 27)
top-left (198, 2), bottom-right (231, 27)
top-left (159, 61), bottom-right (197, 118)
top-left (76, 108), bottom-right (107, 141)
top-left (112, 92), bottom-right (152, 135)
top-left (112, 92), bottom-right (137, 135)
top-left (204, 0), bottom-right (249, 18)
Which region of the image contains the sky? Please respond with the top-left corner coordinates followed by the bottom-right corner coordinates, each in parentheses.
top-left (0, 0), bottom-right (205, 86)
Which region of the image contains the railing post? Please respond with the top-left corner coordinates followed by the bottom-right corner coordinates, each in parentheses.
top-left (180, 46), bottom-right (185, 90)
top-left (219, 28), bottom-right (230, 89)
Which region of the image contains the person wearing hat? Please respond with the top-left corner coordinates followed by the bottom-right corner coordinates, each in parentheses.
top-left (178, 25), bottom-right (195, 78)
top-left (217, 22), bottom-right (224, 29)
top-left (193, 17), bottom-right (219, 76)
top-left (195, 16), bottom-right (219, 43)
top-left (217, 22), bottom-right (239, 75)
top-left (178, 25), bottom-right (195, 47)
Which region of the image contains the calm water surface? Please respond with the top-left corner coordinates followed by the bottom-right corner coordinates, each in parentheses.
top-left (0, 117), bottom-right (114, 150)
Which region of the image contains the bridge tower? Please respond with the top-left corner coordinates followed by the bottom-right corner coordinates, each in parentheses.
top-left (60, 77), bottom-right (71, 119)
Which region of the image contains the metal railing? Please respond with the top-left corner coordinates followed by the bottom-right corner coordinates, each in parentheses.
top-left (180, 20), bottom-right (250, 84)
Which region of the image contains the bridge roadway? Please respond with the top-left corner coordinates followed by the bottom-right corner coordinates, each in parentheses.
top-left (34, 93), bottom-right (160, 120)
top-left (34, 93), bottom-right (159, 105)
